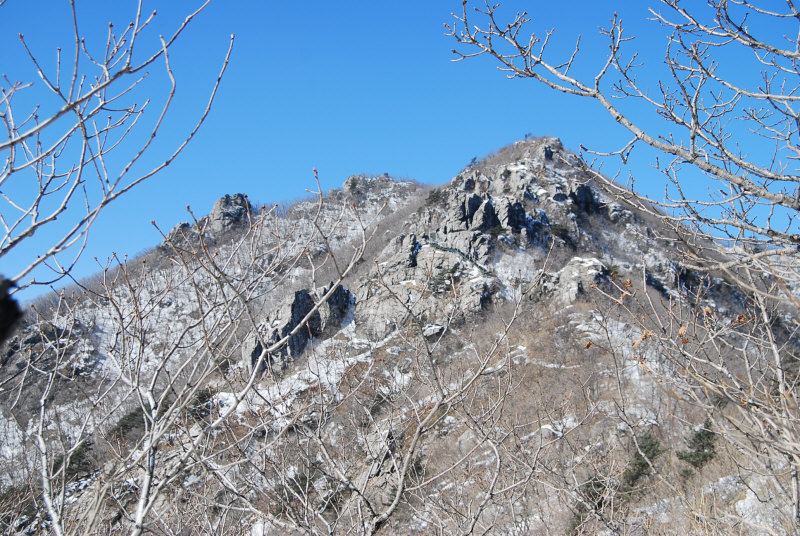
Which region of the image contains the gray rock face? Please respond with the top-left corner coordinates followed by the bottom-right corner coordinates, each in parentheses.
top-left (284, 290), bottom-right (321, 357)
top-left (242, 330), bottom-right (267, 375)
top-left (464, 194), bottom-right (483, 226)
top-left (160, 221), bottom-right (197, 250)
top-left (537, 257), bottom-right (609, 305)
top-left (354, 214), bottom-right (500, 340)
top-left (244, 284), bottom-right (353, 374)
top-left (209, 193), bottom-right (251, 234)
top-left (470, 200), bottom-right (500, 232)
top-left (318, 283), bottom-right (353, 338)
top-left (494, 198), bottom-right (526, 232)
top-left (405, 235), bottom-right (421, 268)
top-left (264, 289), bottom-right (331, 362)
top-left (347, 137), bottom-right (633, 345)
top-left (570, 184), bottom-right (600, 214)
top-left (444, 192), bottom-right (469, 232)
top-left (442, 231), bottom-right (493, 266)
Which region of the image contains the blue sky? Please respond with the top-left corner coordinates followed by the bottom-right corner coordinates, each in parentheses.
top-left (0, 1), bottom-right (775, 300)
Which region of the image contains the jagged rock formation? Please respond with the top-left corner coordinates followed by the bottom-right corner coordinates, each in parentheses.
top-left (208, 192), bottom-right (251, 233)
top-left (242, 283), bottom-right (353, 374)
top-left (159, 192), bottom-right (251, 250)
top-left (349, 137), bottom-right (623, 341)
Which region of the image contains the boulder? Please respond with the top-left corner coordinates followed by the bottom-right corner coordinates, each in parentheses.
top-left (258, 289), bottom-right (321, 366)
top-left (0, 279), bottom-right (21, 345)
top-left (464, 278), bottom-right (494, 310)
top-left (284, 290), bottom-right (321, 357)
top-left (405, 235), bottom-right (421, 268)
top-left (607, 203), bottom-right (634, 224)
top-left (160, 221), bottom-right (197, 251)
top-left (422, 324), bottom-right (444, 338)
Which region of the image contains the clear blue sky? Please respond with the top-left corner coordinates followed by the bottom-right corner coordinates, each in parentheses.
top-left (0, 1), bottom-right (766, 300)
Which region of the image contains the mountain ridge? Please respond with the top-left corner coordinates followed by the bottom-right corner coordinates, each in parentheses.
top-left (1, 136), bottom-right (796, 535)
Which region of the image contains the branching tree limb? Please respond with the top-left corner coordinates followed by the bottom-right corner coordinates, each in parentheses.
top-left (0, 1), bottom-right (231, 293)
top-left (450, 0), bottom-right (800, 531)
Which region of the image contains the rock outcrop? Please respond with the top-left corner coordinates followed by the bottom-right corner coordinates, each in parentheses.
top-left (317, 282), bottom-right (353, 338)
top-left (536, 257), bottom-right (609, 305)
top-left (242, 284), bottom-right (353, 374)
top-left (208, 193), bottom-right (251, 234)
top-left (159, 221), bottom-right (198, 251)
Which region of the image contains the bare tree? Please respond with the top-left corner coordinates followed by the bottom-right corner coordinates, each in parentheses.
top-left (0, 175), bottom-right (383, 534)
top-left (449, 0), bottom-right (800, 531)
top-left (0, 0), bottom-right (233, 293)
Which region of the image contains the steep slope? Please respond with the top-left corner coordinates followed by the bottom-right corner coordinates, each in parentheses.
top-left (0, 138), bottom-right (795, 535)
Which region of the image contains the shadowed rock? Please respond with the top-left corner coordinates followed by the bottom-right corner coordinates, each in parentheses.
top-left (0, 279), bottom-right (21, 345)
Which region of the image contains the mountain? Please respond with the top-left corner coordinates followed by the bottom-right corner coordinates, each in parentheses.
top-left (0, 137), bottom-right (796, 535)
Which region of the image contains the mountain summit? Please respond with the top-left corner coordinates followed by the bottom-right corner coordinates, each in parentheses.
top-left (1, 138), bottom-right (795, 535)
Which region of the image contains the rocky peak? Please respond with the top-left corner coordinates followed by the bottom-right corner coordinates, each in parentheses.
top-left (208, 193), bottom-right (251, 233)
